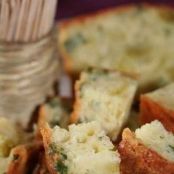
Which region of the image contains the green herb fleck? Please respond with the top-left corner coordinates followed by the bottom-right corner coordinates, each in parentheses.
top-left (49, 143), bottom-right (58, 154)
top-left (49, 99), bottom-right (59, 108)
top-left (160, 136), bottom-right (164, 139)
top-left (169, 145), bottom-right (174, 151)
top-left (98, 136), bottom-right (103, 140)
top-left (55, 161), bottom-right (68, 174)
top-left (60, 152), bottom-right (67, 160)
top-left (64, 33), bottom-right (87, 53)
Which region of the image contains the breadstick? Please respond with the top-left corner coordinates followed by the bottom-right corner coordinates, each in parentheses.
top-left (46, 0), bottom-right (58, 35)
top-left (1, 0), bottom-right (7, 40)
top-left (4, 1), bottom-right (10, 40)
top-left (15, 0), bottom-right (30, 41)
top-left (11, 0), bottom-right (21, 41)
top-left (24, 0), bottom-right (38, 41)
top-left (7, 0), bottom-right (16, 41)
top-left (31, 0), bottom-right (43, 41)
top-left (38, 0), bottom-right (50, 38)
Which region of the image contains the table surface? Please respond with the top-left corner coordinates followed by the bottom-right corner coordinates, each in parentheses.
top-left (56, 0), bottom-right (174, 19)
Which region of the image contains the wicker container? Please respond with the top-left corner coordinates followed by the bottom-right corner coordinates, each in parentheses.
top-left (0, 29), bottom-right (60, 127)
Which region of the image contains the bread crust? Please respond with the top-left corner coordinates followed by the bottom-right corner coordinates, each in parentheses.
top-left (32, 153), bottom-right (49, 174)
top-left (7, 142), bottom-right (42, 174)
top-left (140, 95), bottom-right (174, 133)
top-left (69, 77), bottom-right (82, 124)
top-left (58, 4), bottom-right (174, 75)
top-left (40, 109), bottom-right (61, 174)
top-left (118, 128), bottom-right (174, 174)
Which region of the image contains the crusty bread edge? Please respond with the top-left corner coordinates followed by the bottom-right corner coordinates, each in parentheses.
top-left (7, 142), bottom-right (42, 174)
top-left (118, 128), bottom-right (174, 174)
top-left (140, 95), bottom-right (174, 133)
top-left (40, 113), bottom-right (63, 174)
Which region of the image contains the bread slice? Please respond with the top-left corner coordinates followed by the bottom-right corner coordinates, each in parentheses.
top-left (32, 153), bottom-right (49, 174)
top-left (38, 98), bottom-right (71, 130)
top-left (41, 121), bottom-right (120, 174)
top-left (0, 117), bottom-right (41, 174)
top-left (6, 142), bottom-right (42, 174)
top-left (58, 5), bottom-right (174, 91)
top-left (0, 117), bottom-right (23, 158)
top-left (140, 83), bottom-right (174, 132)
top-left (118, 120), bottom-right (174, 174)
top-left (70, 69), bottom-right (137, 141)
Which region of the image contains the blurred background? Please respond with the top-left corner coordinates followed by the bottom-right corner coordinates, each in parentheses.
top-left (56, 0), bottom-right (174, 19)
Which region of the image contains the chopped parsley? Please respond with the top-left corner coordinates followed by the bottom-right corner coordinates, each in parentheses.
top-left (49, 143), bottom-right (58, 154)
top-left (169, 145), bottom-right (174, 152)
top-left (55, 161), bottom-right (68, 174)
top-left (49, 99), bottom-right (59, 108)
top-left (60, 152), bottom-right (67, 160)
top-left (64, 33), bottom-right (87, 53)
top-left (160, 136), bottom-right (164, 139)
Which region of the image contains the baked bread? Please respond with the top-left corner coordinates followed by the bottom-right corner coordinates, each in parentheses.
top-left (32, 153), bottom-right (49, 174)
top-left (38, 97), bottom-right (71, 130)
top-left (140, 83), bottom-right (174, 132)
top-left (118, 120), bottom-right (174, 174)
top-left (58, 5), bottom-right (174, 91)
top-left (70, 69), bottom-right (137, 141)
top-left (0, 117), bottom-right (40, 174)
top-left (41, 121), bottom-right (120, 174)
top-left (7, 142), bottom-right (42, 174)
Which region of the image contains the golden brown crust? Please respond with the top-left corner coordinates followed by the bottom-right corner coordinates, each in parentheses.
top-left (7, 142), bottom-right (42, 174)
top-left (140, 95), bottom-right (174, 133)
top-left (70, 78), bottom-right (82, 124)
top-left (58, 4), bottom-right (174, 75)
top-left (35, 106), bottom-right (47, 141)
top-left (118, 128), bottom-right (174, 174)
top-left (32, 153), bottom-right (49, 174)
top-left (40, 120), bottom-right (60, 174)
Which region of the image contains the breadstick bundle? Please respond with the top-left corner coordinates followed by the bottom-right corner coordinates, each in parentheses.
top-left (0, 0), bottom-right (58, 42)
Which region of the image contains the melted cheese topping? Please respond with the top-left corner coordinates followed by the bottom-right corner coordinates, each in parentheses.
top-left (78, 70), bottom-right (137, 140)
top-left (135, 120), bottom-right (174, 162)
top-left (51, 122), bottom-right (120, 174)
top-left (60, 6), bottom-right (174, 89)
top-left (146, 83), bottom-right (174, 111)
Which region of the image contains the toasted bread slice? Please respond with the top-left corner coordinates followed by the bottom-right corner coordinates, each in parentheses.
top-left (70, 69), bottom-right (137, 141)
top-left (0, 117), bottom-right (40, 174)
top-left (58, 5), bottom-right (174, 91)
top-left (7, 142), bottom-right (42, 174)
top-left (118, 121), bottom-right (174, 174)
top-left (32, 152), bottom-right (49, 174)
top-left (140, 83), bottom-right (174, 132)
top-left (41, 121), bottom-right (120, 174)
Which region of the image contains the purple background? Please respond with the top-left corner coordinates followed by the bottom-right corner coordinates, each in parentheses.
top-left (56, 0), bottom-right (174, 19)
